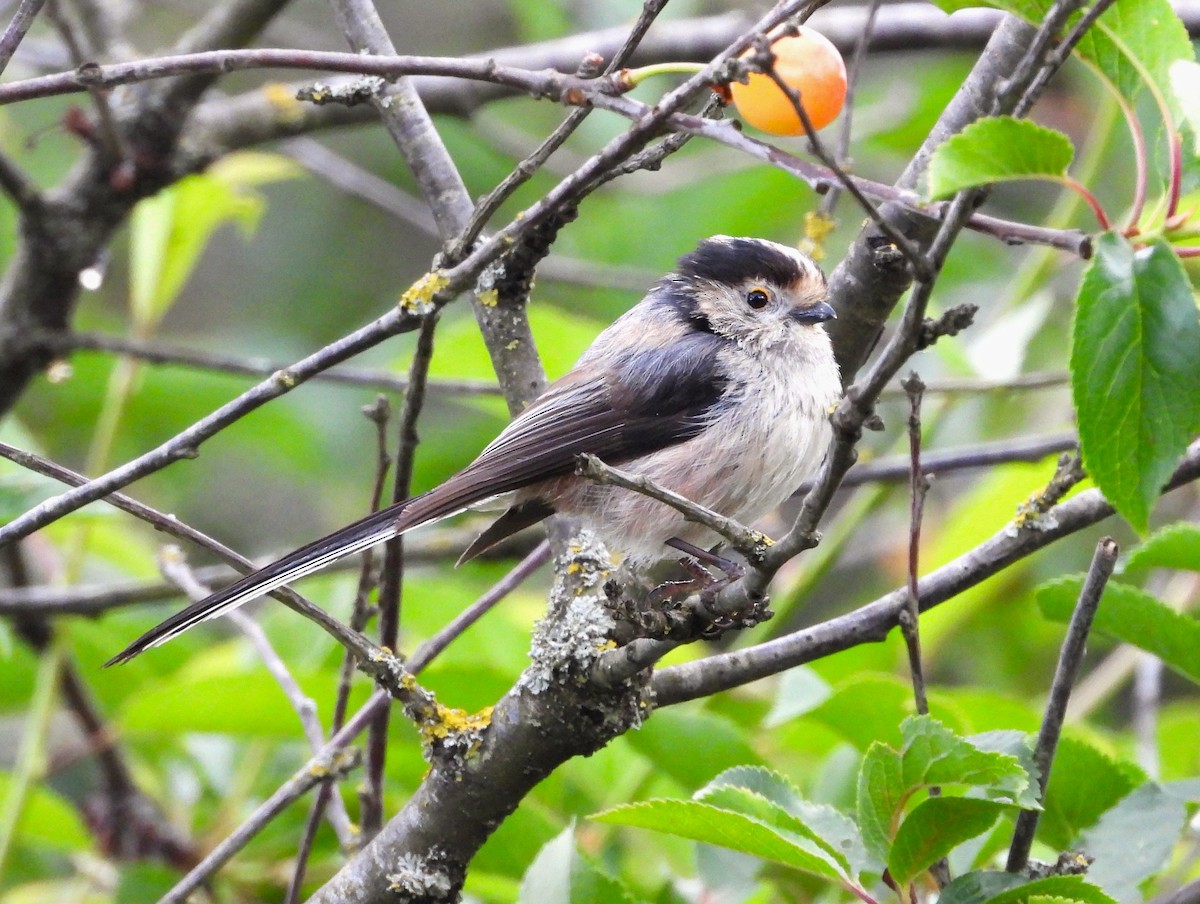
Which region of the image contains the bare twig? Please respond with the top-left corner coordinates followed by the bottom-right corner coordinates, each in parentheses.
top-left (0, 440), bottom-right (430, 706)
top-left (450, 0), bottom-right (672, 256)
top-left (0, 0), bottom-right (49, 76)
top-left (575, 454), bottom-right (773, 562)
top-left (158, 547), bottom-right (356, 847)
top-left (363, 313), bottom-right (439, 837)
top-left (158, 744), bottom-right (363, 904)
top-left (900, 373), bottom-right (931, 717)
top-left (819, 0), bottom-right (879, 217)
top-left (58, 329), bottom-right (500, 395)
top-left (1006, 537), bottom-right (1119, 873)
top-left (801, 432), bottom-right (1077, 492)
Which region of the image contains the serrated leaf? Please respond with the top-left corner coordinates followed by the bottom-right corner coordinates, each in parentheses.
top-left (857, 743), bottom-right (906, 863)
top-left (939, 871), bottom-right (1118, 904)
top-left (592, 799), bottom-right (850, 884)
top-left (697, 785), bottom-right (857, 879)
top-left (1122, 522), bottom-right (1200, 575)
top-left (703, 767), bottom-right (877, 877)
top-left (1037, 578), bottom-right (1200, 683)
top-left (888, 798), bottom-right (1007, 887)
top-left (1079, 783), bottom-right (1188, 903)
top-left (928, 0), bottom-right (1193, 120)
top-left (901, 717), bottom-right (1037, 808)
top-left (927, 117), bottom-right (1074, 200)
top-left (1071, 233), bottom-right (1200, 533)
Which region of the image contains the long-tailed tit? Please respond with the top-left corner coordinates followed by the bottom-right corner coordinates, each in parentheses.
top-left (107, 236), bottom-right (840, 665)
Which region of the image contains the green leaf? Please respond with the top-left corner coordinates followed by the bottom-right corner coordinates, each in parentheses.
top-left (939, 871), bottom-right (1118, 904)
top-left (592, 799), bottom-right (851, 884)
top-left (1122, 522), bottom-right (1200, 575)
top-left (128, 151), bottom-right (300, 332)
top-left (900, 718), bottom-right (1037, 808)
top-left (888, 798), bottom-right (1006, 887)
top-left (856, 743), bottom-right (906, 863)
top-left (700, 768), bottom-right (875, 878)
top-left (927, 0), bottom-right (1193, 120)
top-left (1037, 737), bottom-right (1141, 850)
top-left (1037, 578), bottom-right (1200, 683)
top-left (1079, 783), bottom-right (1187, 903)
top-left (926, 117), bottom-right (1075, 200)
top-left (1070, 233), bottom-right (1200, 533)
top-left (857, 717), bottom-right (1037, 865)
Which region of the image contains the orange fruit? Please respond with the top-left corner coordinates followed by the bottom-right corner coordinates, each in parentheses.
top-left (730, 27), bottom-right (848, 135)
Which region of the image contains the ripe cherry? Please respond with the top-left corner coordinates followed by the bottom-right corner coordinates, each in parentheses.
top-left (730, 27), bottom-right (848, 136)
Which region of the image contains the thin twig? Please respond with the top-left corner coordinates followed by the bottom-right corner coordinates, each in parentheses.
top-left (899, 373), bottom-right (930, 717)
top-left (58, 329), bottom-right (501, 395)
top-left (44, 0), bottom-right (124, 159)
top-left (363, 313), bottom-right (439, 837)
top-left (158, 745), bottom-right (363, 904)
top-left (900, 372), bottom-right (946, 890)
top-left (648, 441), bottom-right (1198, 705)
top-left (575, 454), bottom-right (773, 562)
top-left (159, 551), bottom-right (357, 848)
top-left (0, 0), bottom-right (49, 77)
top-left (0, 441), bottom-right (430, 706)
top-left (1006, 537), bottom-right (1119, 874)
top-left (284, 782), bottom-right (335, 904)
top-left (451, 0), bottom-right (672, 256)
top-left (800, 432), bottom-right (1077, 492)
top-left (819, 0), bottom-right (879, 217)
top-left (761, 58), bottom-right (929, 278)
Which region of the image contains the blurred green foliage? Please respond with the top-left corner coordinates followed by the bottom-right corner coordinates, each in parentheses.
top-left (0, 1), bottom-right (1198, 902)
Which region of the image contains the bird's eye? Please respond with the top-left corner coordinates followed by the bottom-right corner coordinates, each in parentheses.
top-left (746, 287), bottom-right (771, 309)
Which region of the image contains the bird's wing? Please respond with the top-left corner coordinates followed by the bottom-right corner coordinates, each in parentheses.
top-left (106, 330), bottom-right (729, 665)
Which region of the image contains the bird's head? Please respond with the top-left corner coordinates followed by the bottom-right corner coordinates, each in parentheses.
top-left (666, 235), bottom-right (835, 348)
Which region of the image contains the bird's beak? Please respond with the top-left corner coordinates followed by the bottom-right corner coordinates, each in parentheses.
top-left (791, 301), bottom-right (836, 324)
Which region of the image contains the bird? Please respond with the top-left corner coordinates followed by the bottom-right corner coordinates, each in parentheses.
top-left (106, 235), bottom-right (841, 665)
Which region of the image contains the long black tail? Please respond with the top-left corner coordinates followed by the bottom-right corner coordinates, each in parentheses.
top-left (104, 503), bottom-right (406, 666)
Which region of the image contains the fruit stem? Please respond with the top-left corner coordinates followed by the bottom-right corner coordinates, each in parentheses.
top-left (620, 61), bottom-right (706, 88)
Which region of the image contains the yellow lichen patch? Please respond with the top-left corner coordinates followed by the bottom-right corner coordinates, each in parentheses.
top-left (272, 369), bottom-right (297, 388)
top-left (263, 82), bottom-right (306, 122)
top-left (477, 287), bottom-right (499, 308)
top-left (505, 339), bottom-right (520, 350)
top-left (399, 270), bottom-right (450, 314)
top-left (800, 210), bottom-right (837, 261)
top-left (419, 704), bottom-right (494, 755)
top-left (596, 639), bottom-right (617, 652)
